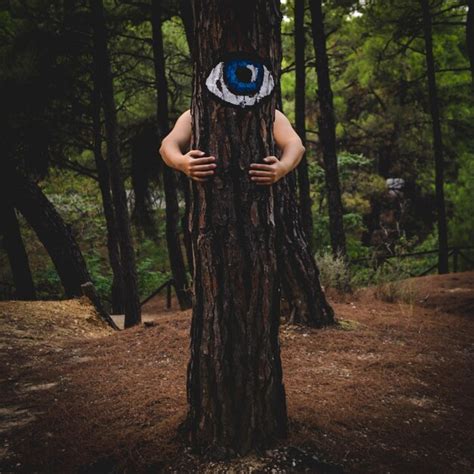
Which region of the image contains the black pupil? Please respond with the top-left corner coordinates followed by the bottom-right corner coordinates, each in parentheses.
top-left (236, 66), bottom-right (252, 83)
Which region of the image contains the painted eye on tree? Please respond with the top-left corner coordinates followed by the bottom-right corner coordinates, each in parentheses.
top-left (205, 56), bottom-right (275, 108)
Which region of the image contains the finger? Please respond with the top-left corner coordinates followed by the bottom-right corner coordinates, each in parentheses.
top-left (248, 170), bottom-right (274, 176)
top-left (263, 156), bottom-right (279, 163)
top-left (188, 150), bottom-right (207, 157)
top-left (251, 177), bottom-right (273, 183)
top-left (254, 180), bottom-right (273, 186)
top-left (189, 156), bottom-right (216, 164)
top-left (192, 170), bottom-right (215, 177)
top-left (191, 176), bottom-right (208, 182)
top-left (249, 164), bottom-right (274, 171)
top-left (190, 163), bottom-right (217, 171)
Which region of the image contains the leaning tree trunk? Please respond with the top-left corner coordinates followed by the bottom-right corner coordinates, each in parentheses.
top-left (7, 171), bottom-right (90, 297)
top-left (186, 0), bottom-right (288, 456)
top-left (276, 170), bottom-right (334, 326)
top-left (91, 83), bottom-right (125, 314)
top-left (309, 0), bottom-right (346, 258)
top-left (420, 0), bottom-right (449, 274)
top-left (91, 0), bottom-right (141, 326)
top-left (151, 0), bottom-right (192, 310)
top-left (294, 0), bottom-right (313, 247)
top-left (0, 200), bottom-right (36, 300)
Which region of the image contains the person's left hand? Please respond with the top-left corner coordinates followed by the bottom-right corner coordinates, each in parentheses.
top-left (248, 156), bottom-right (287, 186)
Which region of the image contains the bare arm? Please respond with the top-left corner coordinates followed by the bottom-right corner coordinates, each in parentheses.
top-left (249, 109), bottom-right (306, 185)
top-left (159, 110), bottom-right (216, 182)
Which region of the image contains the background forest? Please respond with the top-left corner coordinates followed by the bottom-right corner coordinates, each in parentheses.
top-left (0, 0), bottom-right (472, 307)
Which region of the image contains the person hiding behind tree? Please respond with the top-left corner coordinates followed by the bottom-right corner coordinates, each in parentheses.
top-left (159, 109), bottom-right (305, 184)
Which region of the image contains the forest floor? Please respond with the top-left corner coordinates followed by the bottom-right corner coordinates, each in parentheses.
top-left (0, 272), bottom-right (473, 473)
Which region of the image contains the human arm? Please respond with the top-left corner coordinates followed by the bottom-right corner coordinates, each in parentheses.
top-left (159, 110), bottom-right (216, 182)
top-left (248, 109), bottom-right (306, 185)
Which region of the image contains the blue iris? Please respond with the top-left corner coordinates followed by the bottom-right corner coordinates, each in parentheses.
top-left (223, 59), bottom-right (264, 95)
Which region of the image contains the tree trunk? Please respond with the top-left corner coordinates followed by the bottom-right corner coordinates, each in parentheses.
top-left (180, 173), bottom-right (194, 277)
top-left (420, 0), bottom-right (449, 274)
top-left (467, 0), bottom-right (474, 87)
top-left (309, 0), bottom-right (346, 258)
top-left (186, 0), bottom-right (288, 456)
top-left (275, 170), bottom-right (334, 326)
top-left (0, 200), bottom-right (36, 300)
top-left (7, 171), bottom-right (90, 297)
top-left (91, 83), bottom-right (125, 314)
top-left (91, 0), bottom-right (141, 327)
top-left (294, 0), bottom-right (313, 247)
top-left (151, 0), bottom-right (192, 310)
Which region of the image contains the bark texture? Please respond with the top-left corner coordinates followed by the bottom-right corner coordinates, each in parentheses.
top-left (186, 0), bottom-right (288, 456)
top-left (309, 0), bottom-right (347, 258)
top-left (275, 170), bottom-right (334, 326)
top-left (420, 0), bottom-right (449, 274)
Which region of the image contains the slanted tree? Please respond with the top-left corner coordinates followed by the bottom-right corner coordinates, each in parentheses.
top-left (90, 0), bottom-right (141, 327)
top-left (420, 0), bottom-right (449, 274)
top-left (309, 0), bottom-right (347, 258)
top-left (185, 0), bottom-right (288, 455)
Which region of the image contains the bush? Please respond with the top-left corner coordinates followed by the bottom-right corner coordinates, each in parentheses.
top-left (315, 250), bottom-right (351, 291)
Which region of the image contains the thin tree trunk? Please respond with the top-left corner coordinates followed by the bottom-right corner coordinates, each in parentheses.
top-left (0, 201), bottom-right (36, 300)
top-left (91, 0), bottom-right (141, 326)
top-left (276, 170), bottom-right (335, 326)
top-left (91, 83), bottom-right (125, 314)
top-left (420, 0), bottom-right (449, 274)
top-left (186, 0), bottom-right (288, 455)
top-left (309, 0), bottom-right (346, 258)
top-left (467, 0), bottom-right (474, 87)
top-left (151, 0), bottom-right (192, 310)
top-left (294, 0), bottom-right (313, 247)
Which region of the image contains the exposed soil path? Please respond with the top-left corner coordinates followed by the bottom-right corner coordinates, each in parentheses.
top-left (0, 273), bottom-right (472, 473)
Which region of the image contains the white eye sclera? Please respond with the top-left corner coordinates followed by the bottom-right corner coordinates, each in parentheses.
top-left (205, 57), bottom-right (275, 108)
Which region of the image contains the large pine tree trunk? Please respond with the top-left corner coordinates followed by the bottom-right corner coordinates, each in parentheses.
top-left (91, 83), bottom-right (125, 314)
top-left (276, 171), bottom-right (334, 326)
top-left (0, 200), bottom-right (36, 300)
top-left (151, 0), bottom-right (192, 310)
top-left (294, 0), bottom-right (313, 247)
top-left (186, 0), bottom-right (288, 455)
top-left (420, 0), bottom-right (449, 274)
top-left (91, 0), bottom-right (141, 326)
top-left (309, 0), bottom-right (346, 258)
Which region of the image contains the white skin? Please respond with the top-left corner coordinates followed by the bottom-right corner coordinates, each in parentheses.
top-left (159, 109), bottom-right (305, 185)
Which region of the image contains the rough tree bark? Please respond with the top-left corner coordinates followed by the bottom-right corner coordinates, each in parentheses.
top-left (309, 0), bottom-right (347, 258)
top-left (420, 0), bottom-right (449, 274)
top-left (185, 0), bottom-right (288, 456)
top-left (91, 0), bottom-right (141, 326)
top-left (275, 170), bottom-right (334, 326)
top-left (294, 0), bottom-right (313, 247)
top-left (0, 200), bottom-right (36, 300)
top-left (151, 0), bottom-right (192, 310)
top-left (91, 83), bottom-right (125, 314)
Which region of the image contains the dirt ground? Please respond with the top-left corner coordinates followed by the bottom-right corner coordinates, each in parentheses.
top-left (0, 273), bottom-right (473, 473)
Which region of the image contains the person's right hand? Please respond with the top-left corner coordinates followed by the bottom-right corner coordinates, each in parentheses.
top-left (180, 150), bottom-right (216, 182)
